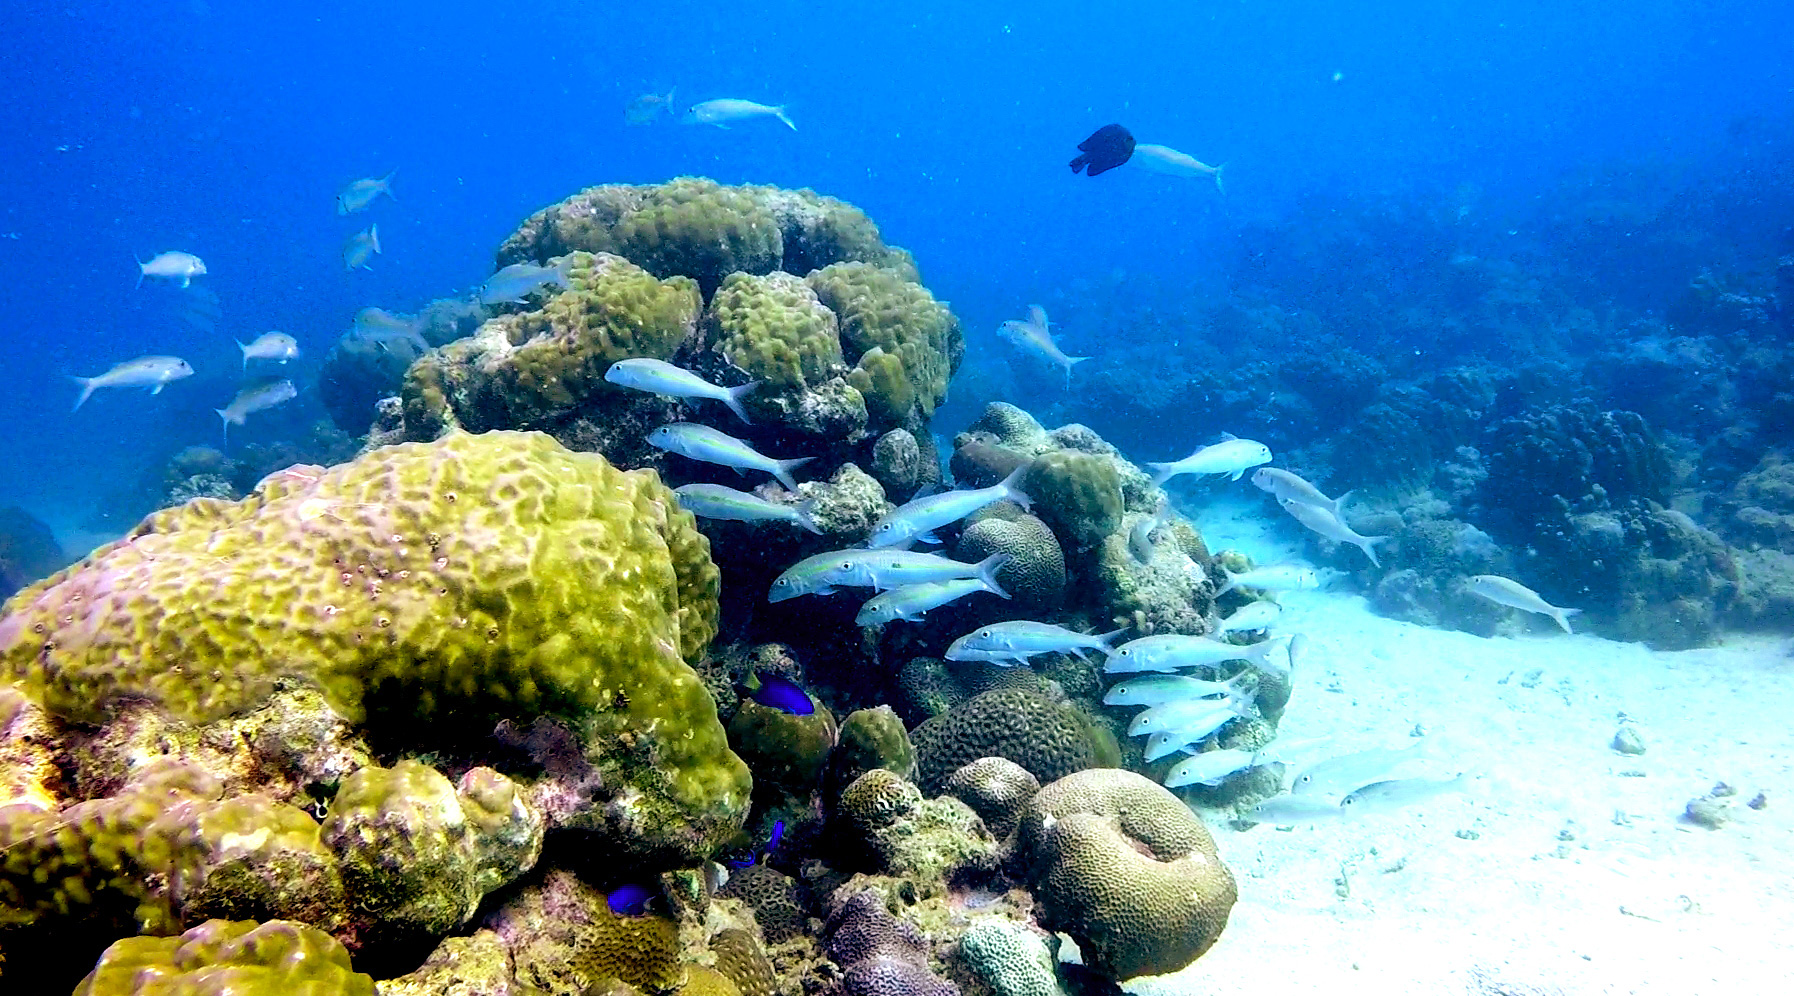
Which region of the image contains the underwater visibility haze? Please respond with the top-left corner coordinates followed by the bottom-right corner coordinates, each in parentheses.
top-left (2, 0), bottom-right (1794, 992)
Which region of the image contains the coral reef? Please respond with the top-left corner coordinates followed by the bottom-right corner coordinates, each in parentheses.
top-left (938, 758), bottom-right (1040, 842)
top-left (956, 919), bottom-right (1066, 996)
top-left (73, 918), bottom-right (375, 996)
top-left (909, 689), bottom-right (1102, 795)
top-left (825, 706), bottom-right (917, 800)
top-left (954, 509), bottom-right (1066, 612)
top-left (376, 930), bottom-right (523, 996)
top-left (825, 890), bottom-right (960, 996)
top-left (488, 868), bottom-right (682, 994)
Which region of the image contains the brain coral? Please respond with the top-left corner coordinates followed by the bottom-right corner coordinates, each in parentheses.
top-left (491, 868), bottom-right (682, 994)
top-left (73, 918), bottom-right (374, 996)
top-left (908, 689), bottom-right (1099, 794)
top-left (1015, 769), bottom-right (1235, 980)
top-left (401, 252), bottom-right (703, 436)
top-left (703, 271), bottom-right (849, 423)
top-left (0, 430), bottom-right (747, 862)
top-left (1023, 451), bottom-right (1123, 550)
top-left (955, 509), bottom-right (1066, 611)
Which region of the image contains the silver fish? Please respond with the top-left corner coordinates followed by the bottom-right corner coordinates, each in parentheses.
top-left (768, 550), bottom-right (1009, 602)
top-left (215, 376), bottom-right (297, 439)
top-left (1104, 633), bottom-right (1287, 674)
top-left (479, 261), bottom-right (571, 305)
top-left (1131, 144), bottom-right (1225, 192)
top-left (137, 251), bottom-right (206, 289)
top-left (856, 576), bottom-right (1009, 628)
top-left (1215, 564), bottom-right (1320, 596)
top-left (342, 224), bottom-right (381, 270)
top-left (1216, 600), bottom-right (1281, 635)
top-left (70, 355), bottom-right (194, 410)
top-left (1280, 498), bottom-right (1386, 567)
top-left (1142, 704), bottom-right (1253, 761)
top-left (237, 331), bottom-right (300, 369)
top-left (1147, 437), bottom-right (1272, 485)
top-left (1129, 505), bottom-right (1169, 564)
top-left (674, 483), bottom-right (820, 534)
top-left (1251, 467), bottom-right (1348, 516)
top-left (1102, 671), bottom-right (1251, 707)
top-left (868, 465), bottom-right (1033, 549)
top-left (647, 423), bottom-right (813, 490)
top-left (1291, 743), bottom-right (1430, 800)
top-left (336, 169), bottom-right (396, 215)
top-left (683, 99), bottom-right (795, 130)
top-left (1243, 794), bottom-right (1349, 826)
top-left (1338, 774), bottom-right (1470, 815)
top-left (946, 621), bottom-right (1125, 666)
top-left (1127, 696), bottom-right (1252, 737)
top-left (606, 359), bottom-right (758, 424)
top-left (997, 305), bottom-right (1088, 389)
top-left (625, 88), bottom-right (677, 125)
top-left (1467, 575), bottom-right (1580, 633)
top-left (1164, 748), bottom-right (1262, 789)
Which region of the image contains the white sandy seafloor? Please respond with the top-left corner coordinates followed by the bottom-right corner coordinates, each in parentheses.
top-left (1116, 497), bottom-right (1794, 996)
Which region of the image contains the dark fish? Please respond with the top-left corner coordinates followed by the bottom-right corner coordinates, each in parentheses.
top-left (607, 883), bottom-right (655, 916)
top-left (724, 819), bottom-right (787, 870)
top-left (1069, 123), bottom-right (1135, 176)
top-left (748, 672), bottom-right (814, 716)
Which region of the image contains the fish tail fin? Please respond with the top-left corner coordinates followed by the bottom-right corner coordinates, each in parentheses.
top-left (1330, 489), bottom-right (1355, 517)
top-left (370, 223), bottom-right (381, 255)
top-left (1360, 535), bottom-right (1389, 568)
top-left (134, 256), bottom-right (145, 290)
top-left (724, 381), bottom-right (760, 425)
top-left (69, 376), bottom-right (96, 412)
top-left (997, 464), bottom-right (1033, 511)
top-left (236, 340), bottom-right (250, 371)
top-left (793, 498), bottom-right (824, 535)
top-left (1147, 464), bottom-right (1175, 486)
top-left (1553, 607), bottom-right (1582, 634)
top-left (772, 456), bottom-right (815, 492)
top-left (1215, 567), bottom-right (1239, 597)
top-left (975, 553), bottom-right (1014, 599)
top-left (381, 168), bottom-right (398, 199)
top-left (774, 106), bottom-right (796, 130)
top-left (1094, 626), bottom-right (1130, 648)
top-left (215, 409), bottom-right (231, 443)
top-left (1213, 163), bottom-right (1226, 195)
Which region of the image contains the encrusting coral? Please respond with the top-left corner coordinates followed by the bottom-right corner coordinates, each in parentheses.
top-left (73, 918), bottom-right (375, 996)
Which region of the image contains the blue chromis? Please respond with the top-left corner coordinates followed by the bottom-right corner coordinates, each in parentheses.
top-left (744, 672), bottom-right (814, 715)
top-left (606, 883), bottom-right (655, 916)
top-left (866, 465), bottom-right (1033, 549)
top-left (607, 358), bottom-right (759, 424)
top-left (646, 424), bottom-right (813, 490)
top-left (674, 483), bottom-right (822, 534)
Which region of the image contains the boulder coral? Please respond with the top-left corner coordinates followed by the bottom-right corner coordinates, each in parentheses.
top-left (909, 689), bottom-right (1102, 795)
top-left (73, 918), bottom-right (375, 996)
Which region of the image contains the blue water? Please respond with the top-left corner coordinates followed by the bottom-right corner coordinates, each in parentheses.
top-left (2, 0), bottom-right (1790, 546)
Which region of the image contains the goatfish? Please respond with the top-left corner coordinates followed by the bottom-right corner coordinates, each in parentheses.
top-left (1127, 696), bottom-right (1253, 737)
top-left (674, 483), bottom-right (821, 534)
top-left (336, 170), bottom-right (396, 215)
top-left (1142, 706), bottom-right (1254, 761)
top-left (770, 550), bottom-right (1009, 602)
top-left (1102, 671), bottom-right (1252, 707)
top-left (946, 621), bottom-right (1126, 667)
top-left (1243, 794), bottom-right (1350, 826)
top-left (1291, 743), bottom-right (1430, 801)
top-left (868, 465), bottom-right (1033, 549)
top-left (856, 575), bottom-right (1010, 628)
top-left (1164, 748), bottom-right (1265, 789)
top-left (647, 423), bottom-right (812, 490)
top-left (1131, 144), bottom-right (1225, 193)
top-left (1215, 600), bottom-right (1281, 636)
top-left (1105, 633), bottom-right (1288, 674)
top-left (342, 224), bottom-right (381, 270)
top-left (237, 331), bottom-right (299, 369)
top-left (1338, 774), bottom-right (1471, 815)
top-left (1215, 564), bottom-right (1320, 597)
top-left (1147, 436), bottom-right (1272, 485)
top-left (136, 250), bottom-right (206, 289)
top-left (1467, 575), bottom-right (1581, 634)
top-left (70, 355), bottom-right (194, 411)
top-left (997, 305), bottom-right (1088, 389)
top-left (1279, 498), bottom-right (1386, 567)
top-left (478, 261), bottom-right (571, 305)
top-left (607, 358), bottom-right (759, 425)
top-left (215, 376), bottom-right (297, 441)
top-left (683, 98), bottom-right (795, 130)
top-left (1251, 467), bottom-right (1349, 517)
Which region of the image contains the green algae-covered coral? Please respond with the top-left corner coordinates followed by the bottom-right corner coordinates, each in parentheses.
top-left (705, 271), bottom-right (844, 396)
top-left (0, 431), bottom-right (747, 861)
top-left (615, 179), bottom-right (784, 295)
top-left (492, 868), bottom-right (683, 994)
top-left (402, 252), bottom-right (703, 435)
top-left (1023, 451), bottom-right (1123, 550)
top-left (73, 918), bottom-right (375, 996)
top-left (807, 262), bottom-right (961, 427)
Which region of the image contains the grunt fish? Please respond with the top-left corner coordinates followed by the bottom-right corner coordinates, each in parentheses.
top-left (70, 355), bottom-right (194, 411)
top-left (868, 465), bottom-right (1033, 549)
top-left (1251, 467), bottom-right (1348, 517)
top-left (1467, 575), bottom-right (1580, 634)
top-left (336, 169), bottom-right (397, 215)
top-left (342, 224), bottom-right (381, 270)
top-left (606, 358), bottom-right (759, 424)
top-left (237, 331), bottom-right (300, 369)
top-left (647, 423), bottom-right (813, 490)
top-left (1147, 436), bottom-right (1272, 485)
top-left (856, 575), bottom-right (1010, 628)
top-left (136, 250), bottom-right (206, 289)
top-left (1279, 498), bottom-right (1386, 567)
top-left (997, 305), bottom-right (1089, 389)
top-left (674, 483), bottom-right (821, 534)
top-left (947, 621), bottom-right (1127, 667)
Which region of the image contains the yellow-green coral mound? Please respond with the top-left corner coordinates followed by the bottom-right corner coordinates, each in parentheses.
top-left (807, 262), bottom-right (961, 426)
top-left (614, 179), bottom-right (784, 295)
top-left (706, 272), bottom-right (844, 393)
top-left (0, 431), bottom-right (746, 856)
top-left (73, 918), bottom-right (374, 996)
top-left (402, 252), bottom-right (703, 434)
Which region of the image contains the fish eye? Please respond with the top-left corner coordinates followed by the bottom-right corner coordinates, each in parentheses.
top-left (1119, 649), bottom-right (1131, 657)
top-left (979, 629), bottom-right (993, 638)
top-left (839, 561), bottom-right (852, 570)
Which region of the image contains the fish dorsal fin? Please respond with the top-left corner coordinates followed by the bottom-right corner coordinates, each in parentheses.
top-left (1027, 305), bottom-right (1049, 332)
top-left (1218, 431), bottom-right (1238, 442)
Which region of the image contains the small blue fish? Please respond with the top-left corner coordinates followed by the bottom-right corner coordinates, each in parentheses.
top-left (607, 883), bottom-right (655, 916)
top-left (723, 819), bottom-right (787, 870)
top-left (748, 672), bottom-right (814, 716)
